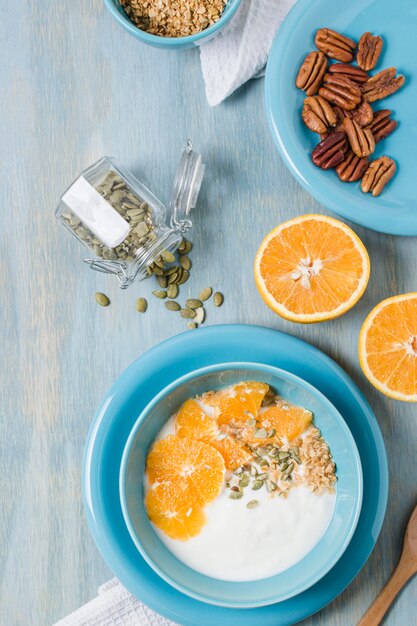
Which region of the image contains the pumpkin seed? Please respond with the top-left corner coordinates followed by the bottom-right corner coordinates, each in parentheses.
top-left (257, 473), bottom-right (268, 480)
top-left (268, 428), bottom-right (276, 438)
top-left (229, 491), bottom-right (243, 500)
top-left (289, 446), bottom-right (300, 455)
top-left (165, 301), bottom-right (181, 311)
top-left (186, 299), bottom-right (203, 310)
top-left (199, 287), bottom-right (212, 301)
top-left (266, 480), bottom-right (276, 493)
top-left (179, 240), bottom-right (192, 255)
top-left (246, 418), bottom-right (257, 428)
top-left (247, 500), bottom-right (259, 509)
top-left (177, 270), bottom-right (189, 285)
top-left (178, 239), bottom-right (187, 252)
top-left (252, 480), bottom-right (264, 490)
top-left (161, 250), bottom-right (176, 263)
top-left (181, 308), bottom-right (196, 319)
top-left (213, 292), bottom-right (224, 307)
top-left (96, 292), bottom-right (110, 307)
top-left (152, 290), bottom-right (167, 299)
top-left (180, 256), bottom-right (191, 271)
top-left (157, 275), bottom-right (168, 289)
top-left (164, 266), bottom-right (179, 276)
top-left (254, 428), bottom-right (268, 439)
top-left (135, 297), bottom-right (147, 313)
top-left (194, 307), bottom-right (205, 325)
top-left (239, 476), bottom-right (250, 488)
top-left (280, 462), bottom-right (289, 471)
top-left (278, 451), bottom-right (290, 460)
top-left (187, 322), bottom-right (197, 330)
top-left (168, 272), bottom-right (179, 285)
top-left (250, 465), bottom-right (258, 477)
top-left (283, 462), bottom-right (294, 476)
top-left (259, 459), bottom-right (269, 467)
top-left (167, 284), bottom-right (179, 299)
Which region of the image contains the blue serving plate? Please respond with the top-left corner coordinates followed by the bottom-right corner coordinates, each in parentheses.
top-left (83, 324), bottom-right (388, 626)
top-left (120, 362), bottom-right (362, 608)
top-left (265, 0), bottom-right (416, 235)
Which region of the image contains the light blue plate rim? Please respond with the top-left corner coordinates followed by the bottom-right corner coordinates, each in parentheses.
top-left (120, 361), bottom-right (363, 608)
top-left (82, 324), bottom-right (388, 626)
top-left (265, 0), bottom-right (416, 236)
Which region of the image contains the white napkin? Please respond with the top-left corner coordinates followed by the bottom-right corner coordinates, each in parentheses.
top-left (199, 0), bottom-right (296, 106)
top-left (54, 579), bottom-right (178, 626)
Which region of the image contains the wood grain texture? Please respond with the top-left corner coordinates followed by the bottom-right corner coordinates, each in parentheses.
top-left (0, 1), bottom-right (416, 625)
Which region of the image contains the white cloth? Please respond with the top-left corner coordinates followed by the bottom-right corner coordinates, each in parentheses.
top-left (54, 579), bottom-right (178, 626)
top-left (199, 0), bottom-right (296, 106)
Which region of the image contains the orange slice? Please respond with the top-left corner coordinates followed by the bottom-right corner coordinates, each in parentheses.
top-left (210, 436), bottom-right (252, 470)
top-left (206, 382), bottom-right (269, 425)
top-left (254, 214), bottom-right (370, 323)
top-left (175, 399), bottom-right (251, 470)
top-left (146, 435), bottom-right (225, 504)
top-left (145, 482), bottom-right (206, 541)
top-left (359, 293), bottom-right (417, 402)
top-left (260, 403), bottom-right (312, 441)
top-left (175, 399), bottom-right (217, 442)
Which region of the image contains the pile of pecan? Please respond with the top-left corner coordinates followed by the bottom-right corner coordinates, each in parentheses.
top-left (296, 29), bottom-right (405, 196)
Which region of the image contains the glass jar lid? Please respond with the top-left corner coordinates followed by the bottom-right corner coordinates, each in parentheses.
top-left (170, 140), bottom-right (205, 232)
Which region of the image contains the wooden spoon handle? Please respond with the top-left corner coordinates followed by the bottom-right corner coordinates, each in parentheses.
top-left (357, 556), bottom-right (416, 626)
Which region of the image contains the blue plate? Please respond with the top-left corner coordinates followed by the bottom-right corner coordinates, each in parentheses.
top-left (265, 0), bottom-right (416, 235)
top-left (83, 325), bottom-right (388, 626)
top-left (120, 363), bottom-right (363, 608)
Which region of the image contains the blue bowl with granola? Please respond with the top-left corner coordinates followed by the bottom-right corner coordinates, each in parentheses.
top-left (119, 362), bottom-right (363, 607)
top-left (103, 0), bottom-right (241, 49)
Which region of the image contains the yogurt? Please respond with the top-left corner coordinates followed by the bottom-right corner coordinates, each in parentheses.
top-left (146, 414), bottom-right (336, 582)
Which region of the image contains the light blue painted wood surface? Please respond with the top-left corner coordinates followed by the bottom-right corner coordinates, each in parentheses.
top-left (0, 1), bottom-right (416, 625)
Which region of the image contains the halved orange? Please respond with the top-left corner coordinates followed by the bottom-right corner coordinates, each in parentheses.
top-left (254, 214), bottom-right (370, 323)
top-left (206, 382), bottom-right (269, 425)
top-left (146, 435), bottom-right (225, 504)
top-left (145, 482), bottom-right (206, 541)
top-left (260, 403), bottom-right (312, 441)
top-left (359, 293), bottom-right (417, 402)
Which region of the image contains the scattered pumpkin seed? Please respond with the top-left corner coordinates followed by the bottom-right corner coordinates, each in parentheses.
top-left (194, 307), bottom-right (205, 325)
top-left (187, 322), bottom-right (197, 330)
top-left (152, 290), bottom-right (167, 299)
top-left (96, 292), bottom-right (110, 307)
top-left (161, 250), bottom-right (176, 263)
top-left (283, 462), bottom-right (294, 476)
top-left (213, 292), bottom-right (224, 307)
top-left (186, 299), bottom-right (203, 309)
top-left (179, 240), bottom-right (192, 255)
top-left (246, 418), bottom-right (257, 428)
top-left (252, 480), bottom-right (264, 490)
top-left (229, 491), bottom-right (243, 500)
top-left (278, 451), bottom-right (290, 460)
top-left (167, 284), bottom-right (179, 299)
top-left (180, 255), bottom-right (191, 271)
top-left (247, 500), bottom-right (259, 509)
top-left (259, 459), bottom-right (269, 467)
top-left (157, 275), bottom-right (168, 289)
top-left (177, 270), bottom-right (189, 285)
top-left (267, 428), bottom-right (276, 438)
top-left (199, 287), bottom-right (212, 301)
top-left (280, 462), bottom-right (289, 471)
top-left (181, 308), bottom-right (196, 319)
top-left (250, 465), bottom-right (258, 477)
top-left (135, 297), bottom-right (147, 313)
top-left (239, 476), bottom-right (250, 488)
top-left (165, 301), bottom-right (181, 311)
top-left (254, 428), bottom-right (268, 439)
top-left (266, 480), bottom-right (276, 493)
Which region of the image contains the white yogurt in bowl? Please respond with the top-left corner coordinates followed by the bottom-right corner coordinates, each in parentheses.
top-left (154, 481), bottom-right (335, 581)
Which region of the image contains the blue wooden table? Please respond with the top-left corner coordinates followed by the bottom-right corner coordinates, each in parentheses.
top-left (1, 1), bottom-right (416, 625)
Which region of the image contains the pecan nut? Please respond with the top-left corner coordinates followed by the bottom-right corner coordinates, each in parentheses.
top-left (361, 156), bottom-right (396, 196)
top-left (368, 109), bottom-right (398, 143)
top-left (352, 99), bottom-right (374, 127)
top-left (362, 67), bottom-right (405, 102)
top-left (319, 73), bottom-right (362, 110)
top-left (302, 96), bottom-right (337, 134)
top-left (343, 118), bottom-right (375, 157)
top-left (312, 131), bottom-right (348, 169)
top-left (357, 32), bottom-right (383, 71)
top-left (336, 151), bottom-right (369, 182)
top-left (328, 63), bottom-right (368, 85)
top-left (296, 51), bottom-right (328, 96)
top-left (315, 28), bottom-right (356, 63)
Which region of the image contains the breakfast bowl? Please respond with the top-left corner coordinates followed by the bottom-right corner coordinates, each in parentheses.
top-left (103, 0), bottom-right (241, 49)
top-left (119, 361), bottom-right (363, 608)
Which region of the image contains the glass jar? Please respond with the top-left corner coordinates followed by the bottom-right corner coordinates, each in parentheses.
top-left (56, 140), bottom-right (205, 288)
